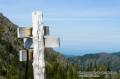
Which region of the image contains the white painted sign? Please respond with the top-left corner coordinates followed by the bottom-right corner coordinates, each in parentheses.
top-left (17, 27), bottom-right (32, 38)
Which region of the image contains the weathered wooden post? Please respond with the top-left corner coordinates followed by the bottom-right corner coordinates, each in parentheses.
top-left (32, 11), bottom-right (45, 79)
top-left (17, 11), bottom-right (60, 79)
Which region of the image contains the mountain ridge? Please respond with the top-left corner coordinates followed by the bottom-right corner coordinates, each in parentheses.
top-left (67, 51), bottom-right (120, 71)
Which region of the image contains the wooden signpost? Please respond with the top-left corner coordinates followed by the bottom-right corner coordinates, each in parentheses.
top-left (17, 11), bottom-right (60, 79)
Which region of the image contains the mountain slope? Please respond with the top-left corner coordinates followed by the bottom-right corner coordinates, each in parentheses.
top-left (0, 13), bottom-right (23, 79)
top-left (0, 13), bottom-right (77, 79)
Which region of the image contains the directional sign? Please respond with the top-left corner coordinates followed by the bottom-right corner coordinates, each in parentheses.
top-left (19, 49), bottom-right (33, 61)
top-left (17, 26), bottom-right (49, 38)
top-left (17, 27), bottom-right (32, 38)
top-left (44, 36), bottom-right (60, 48)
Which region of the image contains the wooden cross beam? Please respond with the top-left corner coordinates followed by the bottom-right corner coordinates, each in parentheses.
top-left (17, 26), bottom-right (60, 48)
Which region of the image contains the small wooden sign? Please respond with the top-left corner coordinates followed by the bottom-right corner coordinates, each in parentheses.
top-left (19, 49), bottom-right (33, 61)
top-left (44, 36), bottom-right (60, 48)
top-left (17, 27), bottom-right (32, 38)
top-left (19, 50), bottom-right (27, 61)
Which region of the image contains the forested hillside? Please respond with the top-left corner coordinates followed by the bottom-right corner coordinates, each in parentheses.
top-left (68, 52), bottom-right (120, 79)
top-left (68, 52), bottom-right (120, 71)
top-left (0, 13), bottom-right (77, 79)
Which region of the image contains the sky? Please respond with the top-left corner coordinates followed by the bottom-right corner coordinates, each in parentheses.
top-left (0, 0), bottom-right (120, 55)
